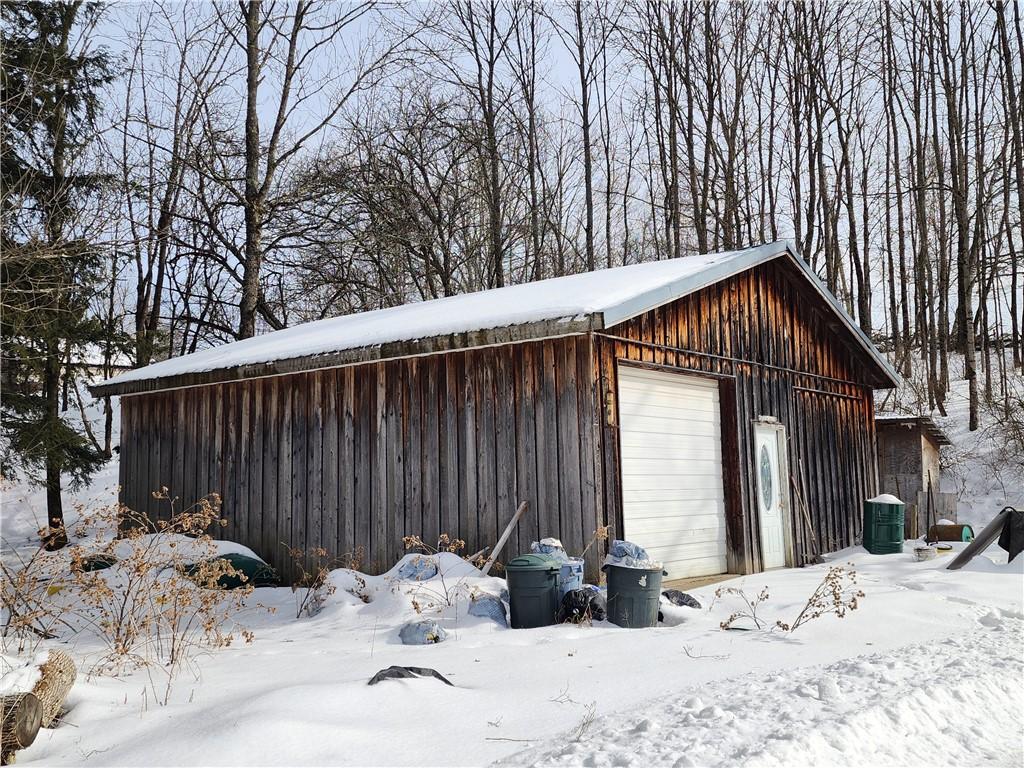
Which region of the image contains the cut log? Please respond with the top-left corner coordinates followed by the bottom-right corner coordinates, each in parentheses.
top-left (1, 692), bottom-right (42, 765)
top-left (30, 649), bottom-right (76, 728)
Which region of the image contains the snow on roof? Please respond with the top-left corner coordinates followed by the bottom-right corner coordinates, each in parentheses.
top-left (874, 413), bottom-right (952, 445)
top-left (94, 241), bottom-right (899, 395)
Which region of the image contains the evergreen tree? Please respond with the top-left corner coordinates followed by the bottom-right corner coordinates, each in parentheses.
top-left (1, 1), bottom-right (115, 549)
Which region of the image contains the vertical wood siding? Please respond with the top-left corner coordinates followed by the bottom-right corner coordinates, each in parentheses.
top-left (118, 337), bottom-right (602, 582)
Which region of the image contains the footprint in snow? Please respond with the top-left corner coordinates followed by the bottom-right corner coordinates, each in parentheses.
top-left (945, 595), bottom-right (977, 606)
top-left (978, 611), bottom-right (1002, 628)
top-left (633, 718), bottom-right (657, 733)
top-left (898, 581), bottom-right (927, 591)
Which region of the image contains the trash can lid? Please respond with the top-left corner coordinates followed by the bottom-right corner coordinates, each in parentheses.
top-left (506, 553), bottom-right (561, 571)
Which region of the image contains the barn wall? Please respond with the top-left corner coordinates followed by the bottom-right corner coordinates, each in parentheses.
top-left (596, 258), bottom-right (880, 573)
top-left (118, 256), bottom-right (887, 582)
top-left (118, 336), bottom-right (604, 582)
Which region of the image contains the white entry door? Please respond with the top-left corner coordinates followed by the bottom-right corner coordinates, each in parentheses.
top-left (754, 422), bottom-right (789, 569)
top-left (617, 365), bottom-right (728, 579)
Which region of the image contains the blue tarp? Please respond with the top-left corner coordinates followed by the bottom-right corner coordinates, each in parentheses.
top-left (397, 556), bottom-right (439, 581)
top-left (468, 593), bottom-right (508, 627)
top-left (399, 619), bottom-right (448, 645)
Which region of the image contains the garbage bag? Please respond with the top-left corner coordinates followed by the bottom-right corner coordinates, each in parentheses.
top-left (604, 539), bottom-right (661, 569)
top-left (997, 507), bottom-right (1024, 563)
top-left (556, 588), bottom-right (606, 623)
top-left (662, 589), bottom-right (702, 609)
top-left (76, 553), bottom-right (117, 572)
top-left (557, 589), bottom-right (593, 624)
top-left (367, 666), bottom-right (453, 686)
top-left (183, 552), bottom-right (280, 589)
top-left (468, 592), bottom-right (508, 627)
top-left (399, 619), bottom-right (448, 645)
top-left (531, 538), bottom-right (569, 562)
top-left (397, 556), bottom-right (438, 581)
top-left (608, 539), bottom-right (649, 561)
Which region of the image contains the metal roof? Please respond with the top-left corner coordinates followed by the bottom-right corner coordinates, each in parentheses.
top-left (91, 241), bottom-right (901, 397)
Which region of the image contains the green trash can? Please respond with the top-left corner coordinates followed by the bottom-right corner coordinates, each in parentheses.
top-left (863, 494), bottom-right (905, 554)
top-left (604, 564), bottom-right (666, 628)
top-left (505, 554), bottom-right (561, 628)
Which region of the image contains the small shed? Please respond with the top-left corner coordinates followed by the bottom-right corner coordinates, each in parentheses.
top-left (92, 242), bottom-right (900, 582)
top-left (875, 414), bottom-right (954, 537)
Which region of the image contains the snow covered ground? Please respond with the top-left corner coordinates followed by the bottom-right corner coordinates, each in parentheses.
top-left (2, 500), bottom-right (1021, 767)
top-left (2, 375), bottom-right (1022, 767)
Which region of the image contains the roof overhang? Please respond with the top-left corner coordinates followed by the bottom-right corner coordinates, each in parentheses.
top-left (875, 414), bottom-right (952, 446)
top-left (91, 241), bottom-right (901, 398)
top-left (89, 316), bottom-right (600, 397)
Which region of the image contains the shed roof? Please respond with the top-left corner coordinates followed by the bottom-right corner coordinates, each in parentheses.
top-left (874, 414), bottom-right (953, 446)
top-left (91, 241), bottom-right (900, 397)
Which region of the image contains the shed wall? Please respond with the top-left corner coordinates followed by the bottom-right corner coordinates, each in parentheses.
top-left (119, 336), bottom-right (602, 582)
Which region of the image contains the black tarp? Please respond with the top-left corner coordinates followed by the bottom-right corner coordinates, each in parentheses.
top-left (997, 507), bottom-right (1024, 563)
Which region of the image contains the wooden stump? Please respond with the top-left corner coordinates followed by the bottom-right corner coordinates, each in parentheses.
top-left (30, 650), bottom-right (76, 728)
top-left (1, 693), bottom-right (42, 765)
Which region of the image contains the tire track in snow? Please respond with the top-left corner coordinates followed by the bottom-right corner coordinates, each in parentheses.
top-left (501, 611), bottom-right (1023, 768)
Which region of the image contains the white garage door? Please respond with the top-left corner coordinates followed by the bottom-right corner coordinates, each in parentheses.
top-left (617, 365), bottom-right (728, 579)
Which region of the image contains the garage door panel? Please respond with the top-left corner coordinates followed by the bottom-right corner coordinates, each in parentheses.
top-left (617, 404), bottom-right (720, 425)
top-left (617, 415), bottom-right (720, 438)
top-left (619, 433), bottom-right (724, 456)
top-left (617, 395), bottom-right (719, 416)
top-left (619, 456), bottom-right (724, 475)
top-left (620, 474), bottom-right (724, 493)
top-left (622, 499), bottom-right (724, 518)
top-left (624, 515), bottom-right (726, 538)
top-left (618, 365), bottom-right (727, 580)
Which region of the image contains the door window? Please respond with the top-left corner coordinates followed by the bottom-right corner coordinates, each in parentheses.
top-left (759, 443), bottom-right (774, 511)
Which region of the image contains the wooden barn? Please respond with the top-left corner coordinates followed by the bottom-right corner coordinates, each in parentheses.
top-left (92, 241), bottom-right (900, 582)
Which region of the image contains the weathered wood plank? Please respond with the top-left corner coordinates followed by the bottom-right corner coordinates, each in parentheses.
top-left (458, 352), bottom-right (479, 553)
top-left (290, 374), bottom-right (308, 560)
top-left (538, 340), bottom-right (559, 541)
top-left (373, 364), bottom-right (388, 568)
top-left (385, 361), bottom-right (405, 564)
top-left (440, 356), bottom-right (460, 550)
top-left (557, 336), bottom-right (583, 554)
top-left (421, 359), bottom-right (439, 550)
top-left (514, 344), bottom-right (538, 559)
top-left (495, 344), bottom-right (517, 554)
top-left (340, 367), bottom-right (356, 560)
top-left (354, 368), bottom-right (372, 563)
top-left (577, 335), bottom-right (600, 575)
top-left (402, 359), bottom-right (421, 547)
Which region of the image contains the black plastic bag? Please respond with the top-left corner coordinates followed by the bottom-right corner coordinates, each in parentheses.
top-left (662, 589), bottom-right (702, 609)
top-left (367, 666), bottom-right (453, 686)
top-left (557, 589), bottom-right (606, 623)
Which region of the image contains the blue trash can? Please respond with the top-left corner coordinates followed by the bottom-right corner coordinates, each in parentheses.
top-left (559, 558), bottom-right (584, 597)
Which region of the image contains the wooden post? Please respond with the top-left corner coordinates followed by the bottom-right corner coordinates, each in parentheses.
top-left (481, 502), bottom-right (529, 575)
